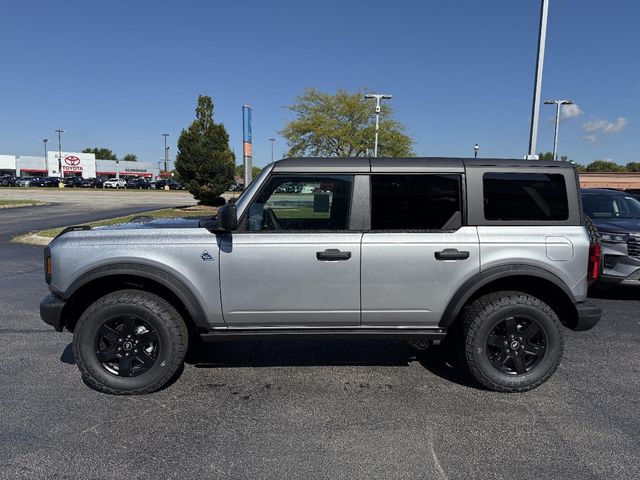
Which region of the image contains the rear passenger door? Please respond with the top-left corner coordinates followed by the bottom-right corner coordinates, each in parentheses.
top-left (361, 173), bottom-right (480, 327)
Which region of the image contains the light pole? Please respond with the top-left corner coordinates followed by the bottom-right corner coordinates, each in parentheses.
top-left (55, 129), bottom-right (65, 180)
top-left (42, 138), bottom-right (49, 174)
top-left (269, 138), bottom-right (276, 162)
top-left (527, 0), bottom-right (549, 159)
top-left (364, 93), bottom-right (392, 157)
top-left (162, 133), bottom-right (170, 178)
top-left (474, 144), bottom-right (479, 158)
top-left (544, 99), bottom-right (573, 161)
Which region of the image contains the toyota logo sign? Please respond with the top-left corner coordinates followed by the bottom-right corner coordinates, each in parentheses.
top-left (64, 156), bottom-right (81, 166)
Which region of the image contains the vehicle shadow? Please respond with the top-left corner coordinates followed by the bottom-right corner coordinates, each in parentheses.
top-left (588, 285), bottom-right (640, 301)
top-left (60, 339), bottom-right (483, 391)
top-left (187, 339), bottom-right (483, 390)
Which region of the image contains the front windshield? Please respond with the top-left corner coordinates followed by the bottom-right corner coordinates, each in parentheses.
top-left (583, 193), bottom-right (640, 219)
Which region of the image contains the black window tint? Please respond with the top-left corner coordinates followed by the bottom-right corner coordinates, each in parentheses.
top-left (371, 174), bottom-right (462, 230)
top-left (247, 175), bottom-right (353, 231)
top-left (483, 173), bottom-right (568, 221)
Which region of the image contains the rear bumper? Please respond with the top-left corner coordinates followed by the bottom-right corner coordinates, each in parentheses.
top-left (40, 293), bottom-right (66, 332)
top-left (573, 301), bottom-right (602, 332)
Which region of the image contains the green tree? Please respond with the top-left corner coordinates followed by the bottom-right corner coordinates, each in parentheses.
top-left (625, 162), bottom-right (640, 172)
top-left (82, 147), bottom-right (117, 160)
top-left (537, 152), bottom-right (573, 162)
top-left (281, 88), bottom-right (414, 157)
top-left (235, 165), bottom-right (262, 179)
top-left (585, 160), bottom-right (625, 172)
top-left (122, 154), bottom-right (137, 162)
top-left (175, 95), bottom-right (235, 205)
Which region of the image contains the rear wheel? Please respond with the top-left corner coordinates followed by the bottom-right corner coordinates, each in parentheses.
top-left (462, 291), bottom-right (564, 392)
top-left (72, 290), bottom-right (188, 394)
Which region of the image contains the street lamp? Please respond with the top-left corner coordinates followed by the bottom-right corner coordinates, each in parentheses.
top-left (55, 129), bottom-right (65, 180)
top-left (473, 144), bottom-right (479, 158)
top-left (527, 0), bottom-right (550, 159)
top-left (268, 138), bottom-right (276, 162)
top-left (364, 93), bottom-right (392, 157)
top-left (42, 138), bottom-right (49, 173)
top-left (162, 133), bottom-right (170, 178)
top-left (544, 99), bottom-right (573, 161)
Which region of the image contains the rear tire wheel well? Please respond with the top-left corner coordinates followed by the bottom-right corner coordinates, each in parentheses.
top-left (450, 276), bottom-right (578, 333)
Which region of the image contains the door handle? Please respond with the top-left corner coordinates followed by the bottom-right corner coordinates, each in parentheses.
top-left (316, 249), bottom-right (351, 261)
top-left (435, 249), bottom-right (470, 260)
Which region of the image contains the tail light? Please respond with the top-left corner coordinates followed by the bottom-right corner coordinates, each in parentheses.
top-left (587, 243), bottom-right (602, 284)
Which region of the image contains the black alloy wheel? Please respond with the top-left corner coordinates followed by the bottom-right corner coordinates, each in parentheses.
top-left (485, 315), bottom-right (547, 375)
top-left (95, 315), bottom-right (159, 377)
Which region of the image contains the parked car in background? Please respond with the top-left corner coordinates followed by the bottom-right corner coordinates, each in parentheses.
top-left (64, 177), bottom-right (104, 188)
top-left (15, 177), bottom-right (36, 187)
top-left (155, 179), bottom-right (185, 190)
top-left (64, 177), bottom-right (84, 188)
top-left (229, 182), bottom-right (244, 192)
top-left (126, 178), bottom-right (152, 189)
top-left (0, 175), bottom-right (15, 186)
top-left (582, 188), bottom-right (640, 286)
top-left (103, 178), bottom-right (128, 189)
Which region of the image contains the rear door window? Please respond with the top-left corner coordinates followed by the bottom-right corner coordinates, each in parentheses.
top-left (371, 174), bottom-right (462, 230)
top-left (483, 173), bottom-right (568, 221)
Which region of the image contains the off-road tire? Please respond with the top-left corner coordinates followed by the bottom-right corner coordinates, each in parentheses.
top-left (584, 214), bottom-right (601, 244)
top-left (72, 289), bottom-right (188, 395)
top-left (462, 291), bottom-right (564, 392)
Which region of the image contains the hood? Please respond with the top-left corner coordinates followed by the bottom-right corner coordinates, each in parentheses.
top-left (591, 217), bottom-right (640, 234)
top-left (97, 216), bottom-right (218, 231)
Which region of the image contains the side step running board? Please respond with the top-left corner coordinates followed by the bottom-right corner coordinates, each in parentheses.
top-left (199, 328), bottom-right (447, 342)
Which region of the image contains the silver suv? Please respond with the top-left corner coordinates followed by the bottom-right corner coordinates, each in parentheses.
top-left (582, 188), bottom-right (640, 285)
top-left (40, 158), bottom-right (602, 394)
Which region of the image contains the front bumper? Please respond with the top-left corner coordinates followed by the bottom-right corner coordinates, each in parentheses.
top-left (40, 293), bottom-right (66, 332)
top-left (573, 301), bottom-right (602, 332)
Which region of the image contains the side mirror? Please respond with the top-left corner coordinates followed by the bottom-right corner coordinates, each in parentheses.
top-left (218, 203), bottom-right (238, 231)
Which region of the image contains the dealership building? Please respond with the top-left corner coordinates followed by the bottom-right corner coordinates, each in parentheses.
top-left (0, 152), bottom-right (160, 179)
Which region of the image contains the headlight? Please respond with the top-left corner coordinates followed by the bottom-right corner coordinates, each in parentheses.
top-left (599, 232), bottom-right (629, 243)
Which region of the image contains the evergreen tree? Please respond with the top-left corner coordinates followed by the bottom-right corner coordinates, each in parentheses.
top-left (175, 95), bottom-right (235, 204)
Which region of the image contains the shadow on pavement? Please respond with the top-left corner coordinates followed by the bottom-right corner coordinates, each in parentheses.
top-left (588, 284), bottom-right (640, 300)
top-left (59, 339), bottom-right (484, 391)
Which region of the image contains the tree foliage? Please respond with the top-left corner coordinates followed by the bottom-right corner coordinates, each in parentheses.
top-left (82, 147), bottom-right (117, 160)
top-left (537, 152), bottom-right (572, 162)
top-left (281, 88), bottom-right (414, 158)
top-left (585, 160), bottom-right (627, 172)
top-left (175, 95), bottom-right (235, 205)
top-left (235, 165), bottom-right (262, 179)
top-left (122, 154), bottom-right (137, 162)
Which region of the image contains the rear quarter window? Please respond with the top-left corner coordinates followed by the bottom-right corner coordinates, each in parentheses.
top-left (483, 172), bottom-right (568, 221)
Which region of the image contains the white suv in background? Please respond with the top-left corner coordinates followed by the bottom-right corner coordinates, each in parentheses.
top-left (103, 178), bottom-right (127, 189)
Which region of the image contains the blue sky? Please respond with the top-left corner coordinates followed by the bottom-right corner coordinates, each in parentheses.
top-left (1, 0), bottom-right (638, 168)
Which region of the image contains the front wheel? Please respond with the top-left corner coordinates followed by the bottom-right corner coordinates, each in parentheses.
top-left (462, 291), bottom-right (564, 392)
top-left (72, 290), bottom-right (188, 394)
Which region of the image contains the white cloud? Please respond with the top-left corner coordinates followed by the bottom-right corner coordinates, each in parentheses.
top-left (603, 117), bottom-right (628, 133)
top-left (582, 134), bottom-right (597, 144)
top-left (582, 119), bottom-right (607, 132)
top-left (582, 116), bottom-right (628, 134)
top-left (561, 103), bottom-right (583, 120)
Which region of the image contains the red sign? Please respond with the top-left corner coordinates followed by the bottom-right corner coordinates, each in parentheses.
top-left (64, 156), bottom-right (80, 166)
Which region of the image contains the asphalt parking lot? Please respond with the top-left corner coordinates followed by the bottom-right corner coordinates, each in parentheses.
top-left (0, 197), bottom-right (639, 479)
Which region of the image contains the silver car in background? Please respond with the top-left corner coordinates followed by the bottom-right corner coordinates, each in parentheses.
top-left (582, 188), bottom-right (640, 285)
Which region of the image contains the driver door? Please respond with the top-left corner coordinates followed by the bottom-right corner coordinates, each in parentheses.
top-left (218, 174), bottom-right (362, 328)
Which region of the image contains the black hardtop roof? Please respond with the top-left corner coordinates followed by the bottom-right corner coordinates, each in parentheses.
top-left (271, 157), bottom-right (575, 173)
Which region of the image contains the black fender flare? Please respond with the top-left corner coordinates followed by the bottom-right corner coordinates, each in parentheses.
top-left (439, 264), bottom-right (577, 328)
top-left (62, 262), bottom-right (209, 329)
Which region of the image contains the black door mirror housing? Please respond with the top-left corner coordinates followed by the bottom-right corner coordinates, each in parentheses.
top-left (218, 204), bottom-right (238, 231)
